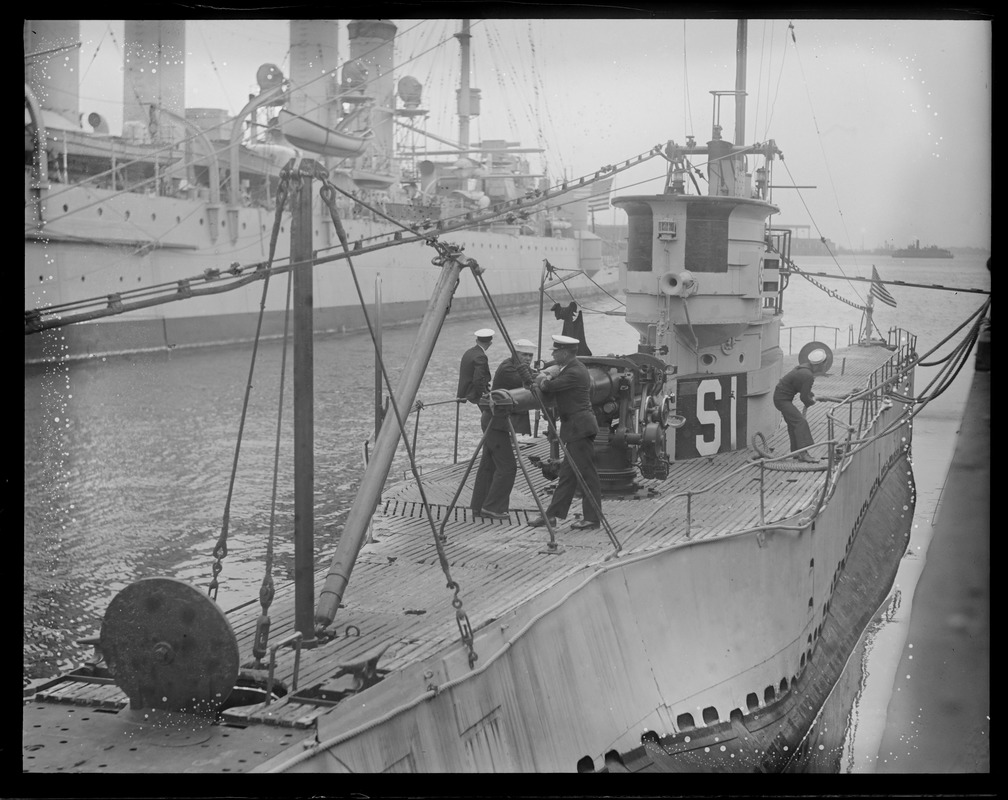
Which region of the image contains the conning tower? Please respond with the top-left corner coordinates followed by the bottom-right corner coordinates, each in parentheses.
top-left (612, 109), bottom-right (784, 462)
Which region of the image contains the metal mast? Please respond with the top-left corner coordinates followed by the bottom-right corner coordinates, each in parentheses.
top-left (735, 20), bottom-right (747, 146)
top-left (456, 20), bottom-right (472, 150)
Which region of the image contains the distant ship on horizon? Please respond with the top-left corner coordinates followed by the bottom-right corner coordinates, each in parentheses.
top-left (891, 239), bottom-right (953, 259)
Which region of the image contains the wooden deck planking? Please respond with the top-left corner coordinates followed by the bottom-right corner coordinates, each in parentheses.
top-left (43, 345), bottom-right (900, 724)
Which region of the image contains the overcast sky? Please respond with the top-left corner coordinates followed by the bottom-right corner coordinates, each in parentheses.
top-left (71, 17), bottom-right (991, 250)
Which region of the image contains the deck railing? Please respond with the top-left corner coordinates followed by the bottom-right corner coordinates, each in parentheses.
top-left (657, 340), bottom-right (915, 542)
top-left (376, 333), bottom-right (917, 550)
top-left (779, 325), bottom-right (851, 353)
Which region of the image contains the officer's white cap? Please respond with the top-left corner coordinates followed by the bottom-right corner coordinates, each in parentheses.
top-left (807, 349), bottom-right (827, 364)
top-left (513, 339), bottom-right (536, 354)
top-left (551, 334), bottom-right (580, 348)
top-left (474, 328), bottom-right (495, 338)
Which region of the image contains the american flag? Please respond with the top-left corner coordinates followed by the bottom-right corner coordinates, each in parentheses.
top-left (587, 177), bottom-right (614, 214)
top-left (870, 265), bottom-right (897, 307)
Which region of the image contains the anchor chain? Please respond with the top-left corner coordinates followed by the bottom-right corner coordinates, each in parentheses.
top-left (208, 160), bottom-right (293, 601)
top-left (449, 581), bottom-right (478, 668)
top-left (781, 257), bottom-right (867, 312)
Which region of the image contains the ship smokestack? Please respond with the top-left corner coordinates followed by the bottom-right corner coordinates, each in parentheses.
top-left (24, 20), bottom-right (81, 127)
top-left (123, 20), bottom-right (185, 143)
top-left (289, 20), bottom-right (339, 130)
top-left (347, 19), bottom-right (396, 176)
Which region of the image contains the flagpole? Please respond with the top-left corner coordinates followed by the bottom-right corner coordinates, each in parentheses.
top-left (861, 293), bottom-right (875, 344)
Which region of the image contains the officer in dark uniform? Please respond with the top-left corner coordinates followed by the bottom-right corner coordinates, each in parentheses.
top-left (471, 339), bottom-right (537, 520)
top-left (457, 328), bottom-right (494, 431)
top-left (773, 348), bottom-right (827, 462)
top-left (529, 334), bottom-right (602, 530)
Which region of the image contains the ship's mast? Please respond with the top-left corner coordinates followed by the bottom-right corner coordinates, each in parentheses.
top-left (291, 163), bottom-right (317, 647)
top-left (456, 20), bottom-right (472, 151)
top-left (735, 20), bottom-right (747, 146)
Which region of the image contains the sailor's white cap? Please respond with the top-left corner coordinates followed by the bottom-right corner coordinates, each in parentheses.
top-left (513, 338), bottom-right (536, 354)
top-left (807, 349), bottom-right (827, 364)
top-left (551, 334), bottom-right (580, 348)
top-left (474, 328), bottom-right (495, 338)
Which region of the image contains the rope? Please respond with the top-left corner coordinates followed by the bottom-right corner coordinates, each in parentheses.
top-left (541, 263), bottom-right (625, 312)
top-left (317, 168), bottom-right (479, 667)
top-left (207, 161), bottom-right (292, 601)
top-left (249, 241), bottom-right (296, 666)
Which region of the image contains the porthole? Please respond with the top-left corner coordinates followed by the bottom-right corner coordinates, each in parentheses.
top-left (746, 692), bottom-right (759, 711)
top-left (764, 686), bottom-right (775, 703)
top-left (97, 208), bottom-right (103, 217)
top-left (676, 712), bottom-right (695, 730)
top-left (63, 204), bottom-right (69, 212)
top-left (701, 706), bottom-right (719, 725)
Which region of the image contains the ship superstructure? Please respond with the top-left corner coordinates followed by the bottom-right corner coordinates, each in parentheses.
top-left (24, 19), bottom-right (610, 365)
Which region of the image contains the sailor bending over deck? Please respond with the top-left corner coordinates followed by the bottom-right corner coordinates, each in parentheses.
top-left (529, 334), bottom-right (602, 530)
top-left (457, 328), bottom-right (494, 431)
top-left (773, 348), bottom-right (828, 463)
top-left (471, 339), bottom-right (537, 521)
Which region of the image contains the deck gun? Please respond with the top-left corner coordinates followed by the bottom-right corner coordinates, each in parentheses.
top-left (485, 352), bottom-right (683, 493)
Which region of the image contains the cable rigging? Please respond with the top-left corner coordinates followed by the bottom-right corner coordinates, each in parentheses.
top-left (27, 142), bottom-right (661, 332)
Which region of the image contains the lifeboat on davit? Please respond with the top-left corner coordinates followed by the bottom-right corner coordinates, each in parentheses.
top-left (275, 108), bottom-right (373, 158)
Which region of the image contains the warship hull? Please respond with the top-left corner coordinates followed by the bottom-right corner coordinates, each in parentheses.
top-left (25, 183), bottom-right (606, 364)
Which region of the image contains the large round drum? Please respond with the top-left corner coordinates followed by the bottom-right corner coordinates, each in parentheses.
top-left (100, 577), bottom-right (240, 714)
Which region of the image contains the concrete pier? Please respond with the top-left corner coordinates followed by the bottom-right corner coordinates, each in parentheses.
top-left (876, 363), bottom-right (989, 772)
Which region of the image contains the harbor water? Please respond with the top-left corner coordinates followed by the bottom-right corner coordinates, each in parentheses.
top-left (23, 253), bottom-right (990, 770)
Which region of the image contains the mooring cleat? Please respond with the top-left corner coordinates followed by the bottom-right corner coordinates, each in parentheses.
top-left (333, 641), bottom-right (393, 692)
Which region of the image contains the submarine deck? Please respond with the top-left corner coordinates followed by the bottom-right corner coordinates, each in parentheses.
top-left (24, 342), bottom-right (904, 771)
